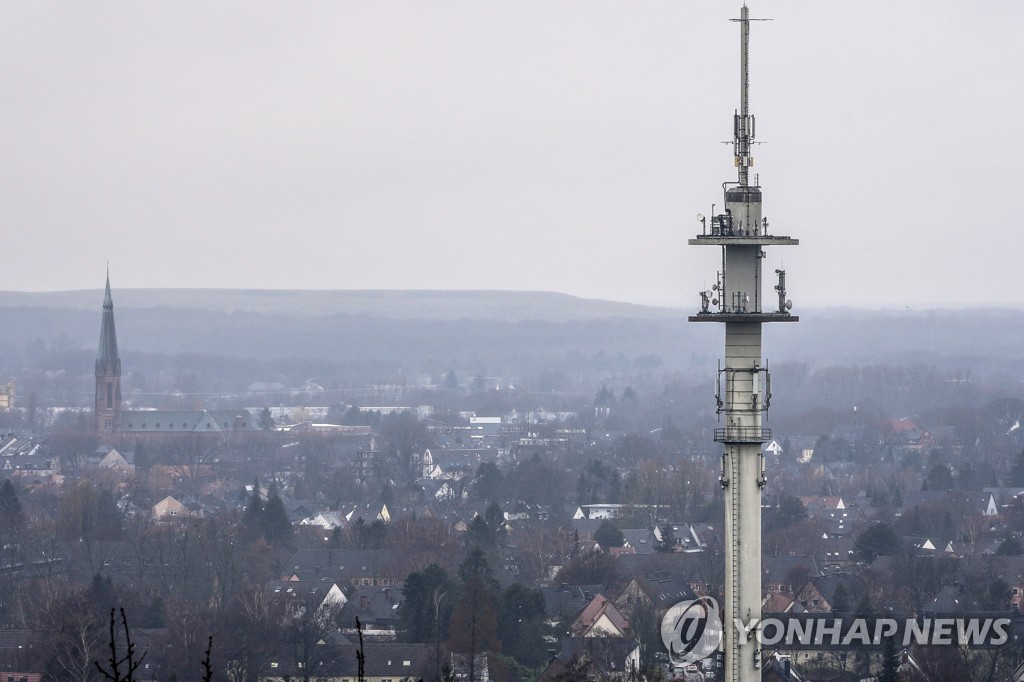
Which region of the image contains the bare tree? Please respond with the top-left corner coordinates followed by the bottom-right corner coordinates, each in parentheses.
top-left (94, 608), bottom-right (145, 682)
top-left (217, 586), bottom-right (286, 682)
top-left (31, 589), bottom-right (104, 682)
top-left (282, 591), bottom-right (344, 682)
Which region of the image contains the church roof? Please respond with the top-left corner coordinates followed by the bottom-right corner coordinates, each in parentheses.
top-left (96, 270), bottom-right (120, 375)
top-left (121, 410), bottom-right (257, 433)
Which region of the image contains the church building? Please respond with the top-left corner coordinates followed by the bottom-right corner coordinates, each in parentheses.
top-left (94, 273), bottom-right (258, 441)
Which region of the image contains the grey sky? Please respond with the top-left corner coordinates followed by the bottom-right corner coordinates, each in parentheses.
top-left (2, 2), bottom-right (1020, 309)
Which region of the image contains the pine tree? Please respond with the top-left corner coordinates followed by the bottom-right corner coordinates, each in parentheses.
top-left (466, 516), bottom-right (494, 550)
top-left (1010, 449), bottom-right (1024, 487)
top-left (879, 635), bottom-right (900, 682)
top-left (484, 502), bottom-right (505, 544)
top-left (243, 480), bottom-right (263, 532)
top-left (442, 370), bottom-right (459, 390)
top-left (830, 583), bottom-right (850, 612)
top-left (656, 524), bottom-right (676, 553)
top-left (258, 407), bottom-right (275, 431)
top-left (0, 479), bottom-right (24, 528)
top-left (458, 547), bottom-right (497, 589)
top-left (260, 491), bottom-right (293, 546)
top-left (853, 593), bottom-right (874, 676)
top-left (594, 520), bottom-right (624, 548)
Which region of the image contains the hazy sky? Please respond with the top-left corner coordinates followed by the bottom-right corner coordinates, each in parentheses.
top-left (2, 2), bottom-right (1021, 309)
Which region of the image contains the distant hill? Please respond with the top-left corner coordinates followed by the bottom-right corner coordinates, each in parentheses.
top-left (0, 288), bottom-right (1022, 385)
top-left (0, 289), bottom-right (675, 322)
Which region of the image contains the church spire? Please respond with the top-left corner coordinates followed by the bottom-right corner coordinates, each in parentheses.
top-left (96, 268), bottom-right (122, 434)
top-left (97, 268), bottom-right (119, 373)
top-left (103, 262), bottom-right (113, 309)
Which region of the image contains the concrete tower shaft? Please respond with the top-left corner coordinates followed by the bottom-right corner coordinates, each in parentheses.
top-left (689, 6), bottom-right (797, 682)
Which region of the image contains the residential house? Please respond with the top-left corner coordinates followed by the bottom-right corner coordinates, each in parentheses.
top-left (788, 437), bottom-right (817, 464)
top-left (619, 528), bottom-right (657, 554)
top-left (0, 436), bottom-right (58, 481)
top-left (799, 496), bottom-right (846, 515)
top-left (539, 584), bottom-right (605, 623)
top-left (284, 549), bottom-right (398, 587)
top-left (336, 584), bottom-right (401, 638)
top-left (300, 511), bottom-right (346, 530)
top-left (269, 579), bottom-right (348, 617)
top-left (614, 570), bottom-right (697, 621)
top-left (537, 637), bottom-right (640, 682)
top-left (763, 556), bottom-right (821, 596)
top-left (260, 642), bottom-right (432, 682)
top-left (152, 495), bottom-right (189, 521)
top-left (571, 594), bottom-right (630, 637)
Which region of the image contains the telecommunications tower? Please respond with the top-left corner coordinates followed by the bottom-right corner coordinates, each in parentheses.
top-left (689, 6), bottom-right (797, 681)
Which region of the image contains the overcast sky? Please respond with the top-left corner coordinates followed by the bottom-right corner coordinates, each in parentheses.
top-left (2, 2), bottom-right (1021, 309)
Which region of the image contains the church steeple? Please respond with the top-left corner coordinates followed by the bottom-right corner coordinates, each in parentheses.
top-left (95, 267), bottom-right (122, 434)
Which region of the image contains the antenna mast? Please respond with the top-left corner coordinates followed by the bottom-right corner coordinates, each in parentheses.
top-left (733, 4), bottom-right (762, 188)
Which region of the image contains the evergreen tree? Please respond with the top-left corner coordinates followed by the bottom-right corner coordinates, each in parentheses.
top-left (142, 596), bottom-right (167, 628)
top-left (244, 481), bottom-right (263, 532)
top-left (466, 516), bottom-right (494, 550)
top-left (830, 583), bottom-right (850, 612)
top-left (94, 488), bottom-right (124, 540)
top-left (260, 490), bottom-right (293, 546)
top-left (656, 524), bottom-right (676, 553)
top-left (767, 496), bottom-right (807, 531)
top-left (594, 386), bottom-right (615, 408)
top-left (594, 520), bottom-right (624, 548)
top-left (853, 522), bottom-right (900, 563)
top-left (997, 537), bottom-right (1023, 555)
top-left (497, 584), bottom-right (546, 669)
top-left (400, 564), bottom-right (454, 643)
top-left (924, 463), bottom-right (955, 491)
top-left (442, 370), bottom-right (459, 390)
top-left (484, 502), bottom-right (505, 544)
top-left (879, 635), bottom-right (900, 682)
top-left (258, 407), bottom-right (276, 431)
top-left (853, 593), bottom-right (874, 676)
top-left (0, 479), bottom-right (24, 530)
top-left (474, 462), bottom-right (504, 502)
top-left (458, 547), bottom-right (497, 589)
top-left (1010, 449), bottom-right (1024, 487)
top-left (133, 440), bottom-right (150, 474)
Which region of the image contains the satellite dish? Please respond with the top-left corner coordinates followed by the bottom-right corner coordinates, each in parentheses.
top-left (785, 300), bottom-right (793, 310)
top-left (696, 213), bottom-right (705, 222)
top-left (744, 295), bottom-right (750, 302)
top-left (712, 284), bottom-right (718, 291)
top-left (704, 290), bottom-right (712, 298)
top-left (712, 299), bottom-right (718, 306)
